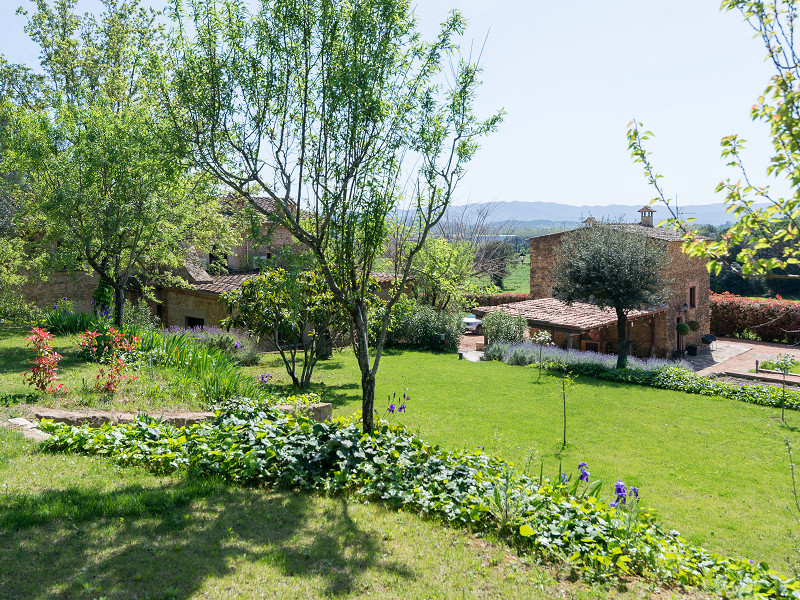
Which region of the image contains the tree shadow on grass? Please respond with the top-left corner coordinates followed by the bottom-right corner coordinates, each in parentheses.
top-left (312, 382), bottom-right (361, 408)
top-left (0, 346), bottom-right (33, 375)
top-left (0, 480), bottom-right (414, 599)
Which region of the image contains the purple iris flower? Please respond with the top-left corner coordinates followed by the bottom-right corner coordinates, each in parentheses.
top-left (560, 473), bottom-right (568, 484)
top-left (631, 486), bottom-right (639, 499)
top-left (398, 403), bottom-right (406, 412)
top-left (235, 341), bottom-right (242, 349)
top-left (388, 404), bottom-right (396, 413)
top-left (610, 500), bottom-right (618, 508)
top-left (579, 468), bottom-right (589, 482)
top-left (578, 462), bottom-right (587, 469)
top-left (259, 373), bottom-right (272, 384)
top-left (614, 480), bottom-right (627, 505)
top-left (478, 446), bottom-right (484, 450)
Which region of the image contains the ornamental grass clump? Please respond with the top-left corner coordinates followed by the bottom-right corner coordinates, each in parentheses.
top-left (37, 403), bottom-right (800, 597)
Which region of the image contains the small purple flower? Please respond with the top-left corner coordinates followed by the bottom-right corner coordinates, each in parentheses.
top-left (631, 486), bottom-right (639, 499)
top-left (614, 480), bottom-right (627, 505)
top-left (388, 404), bottom-right (396, 413)
top-left (478, 446), bottom-right (484, 450)
top-left (398, 403), bottom-right (406, 412)
top-left (235, 341), bottom-right (242, 349)
top-left (259, 373), bottom-right (273, 384)
top-left (579, 468), bottom-right (589, 482)
top-left (560, 473), bottom-right (568, 484)
top-left (578, 462), bottom-right (587, 469)
top-left (610, 500), bottom-right (618, 508)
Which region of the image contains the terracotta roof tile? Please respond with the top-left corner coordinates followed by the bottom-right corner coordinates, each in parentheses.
top-left (528, 223), bottom-right (710, 242)
top-left (191, 274), bottom-right (256, 295)
top-left (472, 298), bottom-right (667, 331)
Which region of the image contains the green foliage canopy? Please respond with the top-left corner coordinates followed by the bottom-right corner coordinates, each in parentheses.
top-left (223, 267), bottom-right (343, 389)
top-left (550, 224), bottom-right (670, 369)
top-left (0, 0), bottom-right (232, 325)
top-left (161, 0), bottom-right (501, 431)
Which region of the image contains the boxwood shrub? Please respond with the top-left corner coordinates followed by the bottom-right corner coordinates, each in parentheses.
top-left (37, 404), bottom-right (800, 597)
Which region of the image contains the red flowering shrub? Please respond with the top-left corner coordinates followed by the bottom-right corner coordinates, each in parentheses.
top-left (22, 327), bottom-right (66, 394)
top-left (77, 327), bottom-right (139, 362)
top-left (710, 292), bottom-right (800, 344)
top-left (77, 326), bottom-right (140, 393)
top-left (95, 356), bottom-right (138, 393)
top-left (465, 293), bottom-right (532, 308)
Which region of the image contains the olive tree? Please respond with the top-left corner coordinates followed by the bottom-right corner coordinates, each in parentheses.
top-left (160, 0), bottom-right (501, 432)
top-left (550, 223), bottom-right (670, 369)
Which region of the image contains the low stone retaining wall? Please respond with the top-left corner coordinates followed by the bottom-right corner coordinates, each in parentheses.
top-left (32, 403), bottom-right (333, 428)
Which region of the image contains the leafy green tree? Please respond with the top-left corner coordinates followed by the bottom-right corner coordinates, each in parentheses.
top-left (0, 0), bottom-right (231, 326)
top-left (161, 0), bottom-right (501, 432)
top-left (550, 223), bottom-right (670, 369)
top-left (222, 268), bottom-right (342, 389)
top-left (628, 0), bottom-right (800, 282)
top-left (413, 237), bottom-right (479, 310)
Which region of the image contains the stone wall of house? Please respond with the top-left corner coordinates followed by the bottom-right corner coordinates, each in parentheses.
top-left (21, 270), bottom-right (99, 313)
top-left (662, 241), bottom-right (711, 350)
top-left (226, 224), bottom-right (300, 271)
top-left (529, 232), bottom-right (710, 355)
top-left (529, 233), bottom-right (562, 298)
top-left (161, 290), bottom-right (228, 329)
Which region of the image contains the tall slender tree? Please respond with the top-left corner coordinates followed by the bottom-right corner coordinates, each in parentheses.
top-left (160, 0), bottom-right (501, 432)
top-left (628, 0), bottom-right (800, 281)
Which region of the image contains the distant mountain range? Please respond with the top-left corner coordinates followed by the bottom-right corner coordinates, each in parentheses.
top-left (452, 200), bottom-right (745, 227)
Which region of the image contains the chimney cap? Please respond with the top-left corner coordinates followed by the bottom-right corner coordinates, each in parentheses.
top-left (638, 206), bottom-right (656, 213)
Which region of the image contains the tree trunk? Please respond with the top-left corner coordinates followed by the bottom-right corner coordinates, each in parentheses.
top-left (113, 286), bottom-right (124, 328)
top-left (615, 308), bottom-right (628, 369)
top-left (361, 369), bottom-right (376, 433)
top-left (351, 307), bottom-right (376, 433)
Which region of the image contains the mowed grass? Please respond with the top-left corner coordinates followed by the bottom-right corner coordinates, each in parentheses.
top-left (250, 349), bottom-right (800, 570)
top-left (0, 428), bottom-right (675, 600)
top-left (0, 325), bottom-right (209, 414)
top-left (4, 323), bottom-right (800, 573)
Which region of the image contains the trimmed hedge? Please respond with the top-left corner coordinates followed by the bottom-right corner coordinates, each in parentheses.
top-left (465, 293), bottom-right (532, 308)
top-left (711, 292), bottom-right (800, 344)
top-left (37, 405), bottom-right (799, 597)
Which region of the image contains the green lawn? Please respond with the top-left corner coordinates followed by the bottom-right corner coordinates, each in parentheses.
top-left (1, 427), bottom-right (671, 600)
top-left (498, 261), bottom-right (530, 294)
top-left (4, 324), bottom-right (800, 574)
top-left (249, 350), bottom-right (800, 570)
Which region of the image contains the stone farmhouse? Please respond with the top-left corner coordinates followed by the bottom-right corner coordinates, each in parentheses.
top-left (19, 195), bottom-right (405, 329)
top-left (18, 196), bottom-right (299, 326)
top-left (474, 208), bottom-right (711, 359)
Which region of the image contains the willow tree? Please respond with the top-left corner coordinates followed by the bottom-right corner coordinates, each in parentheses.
top-left (160, 0), bottom-right (501, 432)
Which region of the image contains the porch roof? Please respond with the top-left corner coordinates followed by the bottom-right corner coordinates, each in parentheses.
top-left (472, 298), bottom-right (667, 332)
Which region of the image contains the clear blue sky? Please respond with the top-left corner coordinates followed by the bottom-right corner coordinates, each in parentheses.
top-left (0, 0), bottom-right (782, 207)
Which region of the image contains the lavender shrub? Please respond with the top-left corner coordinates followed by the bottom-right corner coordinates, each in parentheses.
top-left (485, 341), bottom-right (691, 372)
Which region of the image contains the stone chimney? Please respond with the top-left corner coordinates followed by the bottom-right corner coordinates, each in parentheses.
top-left (638, 206), bottom-right (656, 227)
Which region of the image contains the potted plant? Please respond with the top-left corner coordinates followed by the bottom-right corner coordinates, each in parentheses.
top-left (676, 322), bottom-right (691, 337)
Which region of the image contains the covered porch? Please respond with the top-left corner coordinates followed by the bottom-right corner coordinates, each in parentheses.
top-left (473, 298), bottom-right (670, 358)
